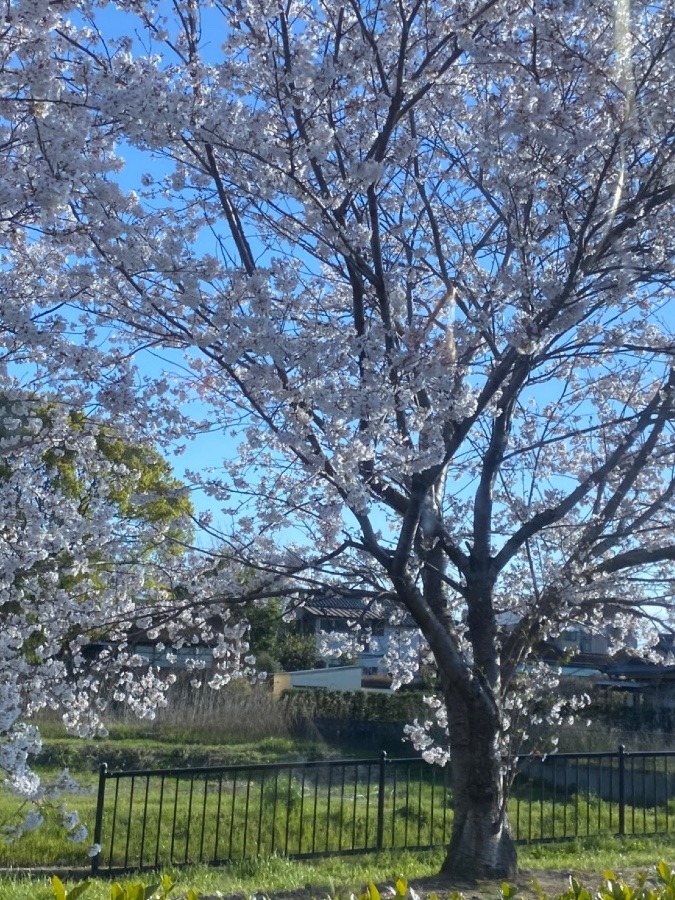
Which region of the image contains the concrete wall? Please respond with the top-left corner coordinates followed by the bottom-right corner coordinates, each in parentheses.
top-left (272, 665), bottom-right (362, 696)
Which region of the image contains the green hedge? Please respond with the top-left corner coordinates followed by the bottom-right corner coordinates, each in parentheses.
top-left (35, 737), bottom-right (330, 772)
top-left (284, 688), bottom-right (428, 723)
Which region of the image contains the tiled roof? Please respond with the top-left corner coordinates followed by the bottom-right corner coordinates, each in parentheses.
top-left (301, 595), bottom-right (415, 627)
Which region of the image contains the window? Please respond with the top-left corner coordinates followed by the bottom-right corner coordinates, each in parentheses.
top-left (320, 617), bottom-right (345, 632)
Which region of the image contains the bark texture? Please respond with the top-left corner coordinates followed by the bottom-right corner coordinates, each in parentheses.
top-left (441, 687), bottom-right (517, 880)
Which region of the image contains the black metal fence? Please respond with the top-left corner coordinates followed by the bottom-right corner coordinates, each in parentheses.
top-left (91, 746), bottom-right (675, 875)
top-left (513, 747), bottom-right (675, 842)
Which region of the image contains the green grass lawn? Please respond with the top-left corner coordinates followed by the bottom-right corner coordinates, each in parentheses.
top-left (3, 839), bottom-right (675, 900)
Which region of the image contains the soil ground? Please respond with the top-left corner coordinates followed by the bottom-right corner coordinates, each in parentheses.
top-left (402, 867), bottom-right (636, 899)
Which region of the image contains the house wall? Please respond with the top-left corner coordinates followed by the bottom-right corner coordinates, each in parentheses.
top-left (303, 612), bottom-right (421, 676)
top-left (114, 644), bottom-right (215, 669)
top-left (272, 665), bottom-right (363, 696)
top-left (554, 628), bottom-right (610, 655)
top-left (362, 626), bottom-right (421, 675)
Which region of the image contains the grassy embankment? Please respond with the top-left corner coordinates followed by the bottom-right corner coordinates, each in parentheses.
top-left (1, 681), bottom-right (674, 896)
top-left (0, 682), bottom-right (327, 870)
top-left (2, 756), bottom-right (673, 871)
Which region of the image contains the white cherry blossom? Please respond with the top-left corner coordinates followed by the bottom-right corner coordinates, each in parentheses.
top-left (0, 0), bottom-right (673, 879)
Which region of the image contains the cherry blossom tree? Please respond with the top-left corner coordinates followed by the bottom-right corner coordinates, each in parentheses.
top-left (0, 392), bottom-right (259, 841)
top-left (2, 0), bottom-right (675, 877)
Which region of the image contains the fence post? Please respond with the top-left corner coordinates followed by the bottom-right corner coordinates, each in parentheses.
top-left (91, 762), bottom-right (108, 876)
top-left (618, 745), bottom-right (626, 837)
top-left (376, 751), bottom-right (387, 851)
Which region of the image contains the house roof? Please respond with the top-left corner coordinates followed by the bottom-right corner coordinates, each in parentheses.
top-left (603, 660), bottom-right (675, 682)
top-left (301, 595), bottom-right (416, 628)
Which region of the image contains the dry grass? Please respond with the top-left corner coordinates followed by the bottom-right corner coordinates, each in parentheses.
top-left (37, 678), bottom-right (322, 746)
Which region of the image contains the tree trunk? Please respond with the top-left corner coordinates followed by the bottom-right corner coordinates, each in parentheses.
top-left (441, 689), bottom-right (517, 880)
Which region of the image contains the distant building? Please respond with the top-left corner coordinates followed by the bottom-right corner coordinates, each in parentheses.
top-left (553, 627), bottom-right (610, 657)
top-left (594, 633), bottom-right (675, 728)
top-left (272, 665), bottom-right (362, 696)
top-left (297, 595), bottom-right (421, 679)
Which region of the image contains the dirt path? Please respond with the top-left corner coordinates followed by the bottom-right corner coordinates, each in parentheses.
top-left (403, 867), bottom-right (635, 899)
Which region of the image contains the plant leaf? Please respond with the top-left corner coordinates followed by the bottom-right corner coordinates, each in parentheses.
top-left (52, 875), bottom-right (67, 900)
top-left (658, 862), bottom-right (672, 884)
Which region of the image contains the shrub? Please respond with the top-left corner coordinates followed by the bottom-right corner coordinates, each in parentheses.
top-left (282, 688), bottom-right (427, 724)
top-left (51, 873), bottom-right (198, 900)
